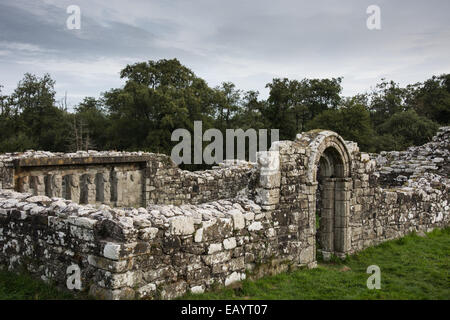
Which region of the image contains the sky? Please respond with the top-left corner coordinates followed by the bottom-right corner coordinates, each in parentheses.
top-left (0, 0), bottom-right (449, 109)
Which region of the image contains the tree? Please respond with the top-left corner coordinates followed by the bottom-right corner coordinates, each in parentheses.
top-left (0, 85), bottom-right (8, 115)
top-left (306, 99), bottom-right (375, 152)
top-left (68, 97), bottom-right (108, 151)
top-left (263, 77), bottom-right (343, 140)
top-left (213, 82), bottom-right (242, 131)
top-left (304, 77), bottom-right (343, 118)
top-left (263, 78), bottom-right (299, 140)
top-left (377, 110), bottom-right (439, 150)
top-left (104, 58), bottom-right (216, 153)
top-left (406, 74), bottom-right (450, 124)
top-left (233, 90), bottom-right (267, 130)
top-left (369, 79), bottom-right (407, 128)
top-left (0, 85), bottom-right (36, 152)
top-left (5, 73), bottom-right (71, 151)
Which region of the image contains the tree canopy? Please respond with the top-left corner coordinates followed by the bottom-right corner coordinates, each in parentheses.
top-left (0, 59), bottom-right (447, 163)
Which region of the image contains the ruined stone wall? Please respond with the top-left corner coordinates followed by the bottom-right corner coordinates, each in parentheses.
top-left (145, 157), bottom-right (254, 205)
top-left (0, 127), bottom-right (448, 299)
top-left (371, 127), bottom-right (449, 187)
top-left (256, 127), bottom-right (449, 259)
top-left (0, 151), bottom-right (151, 208)
top-left (0, 192), bottom-right (104, 292)
top-left (16, 163), bottom-right (144, 208)
top-left (0, 190), bottom-right (303, 299)
top-left (349, 173), bottom-right (449, 251)
top-left (0, 151), bottom-right (254, 208)
top-left (348, 126), bottom-right (450, 252)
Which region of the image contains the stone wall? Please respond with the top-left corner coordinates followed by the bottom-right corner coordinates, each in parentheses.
top-left (348, 126), bottom-right (449, 251)
top-left (372, 127), bottom-right (449, 186)
top-left (264, 127), bottom-right (449, 259)
top-left (0, 190), bottom-right (304, 299)
top-left (145, 157), bottom-right (254, 205)
top-left (0, 151), bottom-right (254, 207)
top-left (0, 127), bottom-right (448, 299)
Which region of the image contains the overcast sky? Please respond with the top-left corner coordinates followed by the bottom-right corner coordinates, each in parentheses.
top-left (1, 0), bottom-right (449, 108)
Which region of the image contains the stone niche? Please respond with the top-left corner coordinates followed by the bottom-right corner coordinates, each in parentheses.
top-left (0, 151), bottom-right (255, 208)
top-left (14, 159), bottom-right (146, 208)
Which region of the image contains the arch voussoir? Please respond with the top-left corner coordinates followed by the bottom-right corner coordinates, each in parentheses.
top-left (298, 131), bottom-right (351, 184)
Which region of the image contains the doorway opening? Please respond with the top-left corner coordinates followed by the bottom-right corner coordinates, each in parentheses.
top-left (315, 147), bottom-right (348, 260)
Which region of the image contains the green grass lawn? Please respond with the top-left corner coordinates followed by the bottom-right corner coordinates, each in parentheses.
top-left (0, 271), bottom-right (79, 300)
top-left (183, 227), bottom-right (450, 300)
top-left (0, 228), bottom-right (449, 300)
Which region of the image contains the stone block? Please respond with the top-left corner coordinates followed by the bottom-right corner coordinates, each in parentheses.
top-left (169, 216), bottom-right (195, 236)
top-left (256, 188), bottom-right (280, 206)
top-left (223, 237), bottom-right (237, 250)
top-left (229, 209), bottom-right (245, 230)
top-left (103, 242), bottom-right (122, 261)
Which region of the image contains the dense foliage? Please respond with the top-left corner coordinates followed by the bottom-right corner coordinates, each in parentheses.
top-left (0, 59), bottom-right (448, 159)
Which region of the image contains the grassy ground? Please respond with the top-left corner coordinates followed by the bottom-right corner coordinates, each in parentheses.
top-left (0, 271), bottom-right (79, 300)
top-left (0, 228), bottom-right (448, 300)
top-left (183, 227), bottom-right (450, 300)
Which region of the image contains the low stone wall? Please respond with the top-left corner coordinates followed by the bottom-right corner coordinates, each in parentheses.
top-left (0, 191), bottom-right (103, 292)
top-left (146, 158), bottom-right (255, 205)
top-left (0, 190), bottom-right (307, 299)
top-left (0, 151), bottom-right (254, 207)
top-left (0, 151), bottom-right (153, 208)
top-left (372, 127), bottom-right (449, 186)
top-left (350, 167), bottom-right (449, 252)
top-left (348, 126), bottom-right (450, 251)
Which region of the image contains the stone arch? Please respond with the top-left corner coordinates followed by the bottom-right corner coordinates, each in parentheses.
top-left (304, 132), bottom-right (351, 184)
top-left (297, 130), bottom-right (353, 259)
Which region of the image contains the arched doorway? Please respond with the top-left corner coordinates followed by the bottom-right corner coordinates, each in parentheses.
top-left (315, 146), bottom-right (351, 260)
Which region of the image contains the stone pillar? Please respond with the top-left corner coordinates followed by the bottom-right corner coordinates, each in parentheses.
top-left (95, 172), bottom-right (105, 203)
top-left (62, 175), bottom-right (70, 200)
top-left (52, 174), bottom-right (63, 198)
top-left (103, 172), bottom-right (111, 204)
top-left (302, 181), bottom-right (316, 264)
top-left (255, 151), bottom-right (281, 210)
top-left (89, 172), bottom-right (97, 204)
top-left (109, 169), bottom-right (123, 206)
top-left (18, 176), bottom-right (30, 193)
top-left (30, 176), bottom-right (45, 196)
top-left (143, 163), bottom-right (151, 207)
top-left (334, 178), bottom-right (352, 255)
top-left (305, 182), bottom-right (318, 234)
top-left (116, 171), bottom-right (124, 206)
top-left (320, 179), bottom-right (335, 254)
top-left (80, 173), bottom-right (96, 204)
top-left (69, 174), bottom-right (81, 204)
top-left (94, 171), bottom-right (111, 204)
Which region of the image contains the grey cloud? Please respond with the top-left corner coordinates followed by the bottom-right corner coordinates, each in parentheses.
top-left (0, 0), bottom-right (449, 106)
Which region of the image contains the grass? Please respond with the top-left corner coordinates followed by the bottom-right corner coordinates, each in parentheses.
top-left (0, 270), bottom-right (81, 300)
top-left (0, 228), bottom-right (448, 300)
top-left (182, 228), bottom-right (450, 300)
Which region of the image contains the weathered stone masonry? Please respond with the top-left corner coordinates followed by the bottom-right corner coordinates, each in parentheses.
top-left (0, 151), bottom-right (253, 207)
top-left (0, 127), bottom-right (448, 299)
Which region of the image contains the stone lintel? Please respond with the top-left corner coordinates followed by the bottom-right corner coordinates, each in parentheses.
top-left (13, 156), bottom-right (152, 168)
